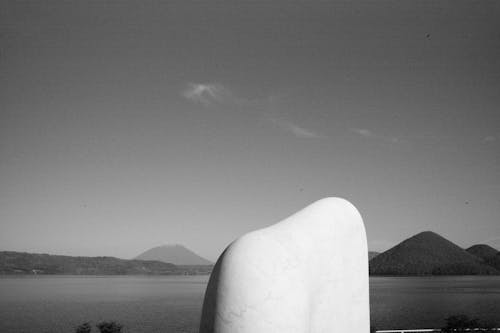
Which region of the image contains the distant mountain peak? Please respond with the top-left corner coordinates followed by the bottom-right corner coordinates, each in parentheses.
top-left (416, 230), bottom-right (437, 235)
top-left (136, 244), bottom-right (212, 266)
top-left (411, 230), bottom-right (445, 240)
top-left (467, 243), bottom-right (498, 251)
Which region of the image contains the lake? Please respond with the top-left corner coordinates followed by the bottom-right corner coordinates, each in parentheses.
top-left (0, 276), bottom-right (499, 332)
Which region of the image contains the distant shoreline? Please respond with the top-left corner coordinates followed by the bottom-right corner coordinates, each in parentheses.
top-left (3, 273), bottom-right (500, 277)
top-left (0, 251), bottom-right (213, 275)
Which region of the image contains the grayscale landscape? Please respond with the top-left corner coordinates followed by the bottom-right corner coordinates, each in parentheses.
top-left (1, 0), bottom-right (499, 332)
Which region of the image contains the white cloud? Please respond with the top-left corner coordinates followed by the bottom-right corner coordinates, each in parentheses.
top-left (182, 83), bottom-right (226, 106)
top-left (182, 82), bottom-right (256, 109)
top-left (183, 83), bottom-right (324, 139)
top-left (287, 123), bottom-right (324, 139)
top-left (271, 118), bottom-right (325, 139)
top-left (350, 128), bottom-right (373, 138)
top-left (350, 128), bottom-right (401, 144)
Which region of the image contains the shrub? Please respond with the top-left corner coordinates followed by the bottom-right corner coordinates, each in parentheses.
top-left (481, 319), bottom-right (499, 333)
top-left (75, 322), bottom-right (92, 333)
top-left (443, 314), bottom-right (479, 332)
top-left (96, 321), bottom-right (123, 333)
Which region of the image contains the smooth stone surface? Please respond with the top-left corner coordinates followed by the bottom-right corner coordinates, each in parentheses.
top-left (199, 197), bottom-right (370, 333)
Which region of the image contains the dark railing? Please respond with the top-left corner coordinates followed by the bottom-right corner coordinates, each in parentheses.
top-left (376, 329), bottom-right (500, 333)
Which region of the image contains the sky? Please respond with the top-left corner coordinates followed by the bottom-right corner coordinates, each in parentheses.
top-left (1, 1), bottom-right (499, 261)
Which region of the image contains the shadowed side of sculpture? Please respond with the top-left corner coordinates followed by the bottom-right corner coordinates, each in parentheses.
top-left (199, 249), bottom-right (225, 332)
top-left (199, 197), bottom-right (370, 333)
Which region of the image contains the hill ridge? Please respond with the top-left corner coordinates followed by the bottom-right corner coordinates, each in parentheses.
top-left (0, 250), bottom-right (213, 275)
top-left (466, 244), bottom-right (499, 260)
top-left (370, 231), bottom-right (500, 275)
top-left (466, 244), bottom-right (500, 271)
top-left (0, 251), bottom-right (178, 275)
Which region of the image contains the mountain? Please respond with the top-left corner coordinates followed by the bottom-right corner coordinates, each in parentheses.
top-left (369, 231), bottom-right (500, 276)
top-left (135, 244), bottom-right (212, 265)
top-left (484, 253), bottom-right (500, 271)
top-left (466, 244), bottom-right (499, 261)
top-left (368, 251), bottom-right (380, 260)
top-left (0, 251), bottom-right (178, 275)
top-left (467, 244), bottom-right (500, 271)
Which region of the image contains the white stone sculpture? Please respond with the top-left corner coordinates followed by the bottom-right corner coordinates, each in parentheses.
top-left (199, 197), bottom-right (370, 333)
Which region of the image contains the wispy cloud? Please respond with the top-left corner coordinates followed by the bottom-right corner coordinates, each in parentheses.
top-left (287, 123), bottom-right (324, 139)
top-left (483, 135), bottom-right (496, 143)
top-left (182, 83), bottom-right (227, 106)
top-left (271, 118), bottom-right (325, 139)
top-left (183, 82), bottom-right (324, 139)
top-left (182, 82), bottom-right (258, 109)
top-left (350, 128), bottom-right (401, 144)
top-left (351, 128), bottom-right (373, 138)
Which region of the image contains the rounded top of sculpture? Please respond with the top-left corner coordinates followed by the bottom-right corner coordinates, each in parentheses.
top-left (309, 196), bottom-right (359, 211)
top-left (297, 197), bottom-right (363, 223)
top-left (221, 197), bottom-right (364, 268)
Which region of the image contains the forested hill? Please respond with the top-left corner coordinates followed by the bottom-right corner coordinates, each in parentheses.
top-left (466, 244), bottom-right (500, 271)
top-left (0, 251), bottom-right (181, 275)
top-left (369, 231), bottom-right (500, 276)
top-left (466, 244), bottom-right (499, 261)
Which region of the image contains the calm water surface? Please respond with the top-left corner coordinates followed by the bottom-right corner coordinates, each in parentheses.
top-left (370, 276), bottom-right (500, 330)
top-left (0, 276), bottom-right (499, 332)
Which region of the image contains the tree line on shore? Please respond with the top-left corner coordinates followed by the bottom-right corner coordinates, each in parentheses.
top-left (75, 321), bottom-right (122, 333)
top-left (370, 314), bottom-right (499, 333)
top-left (78, 314), bottom-right (498, 333)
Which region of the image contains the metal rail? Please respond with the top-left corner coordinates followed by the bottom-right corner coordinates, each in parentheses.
top-left (376, 330), bottom-right (440, 333)
top-left (376, 329), bottom-right (500, 333)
